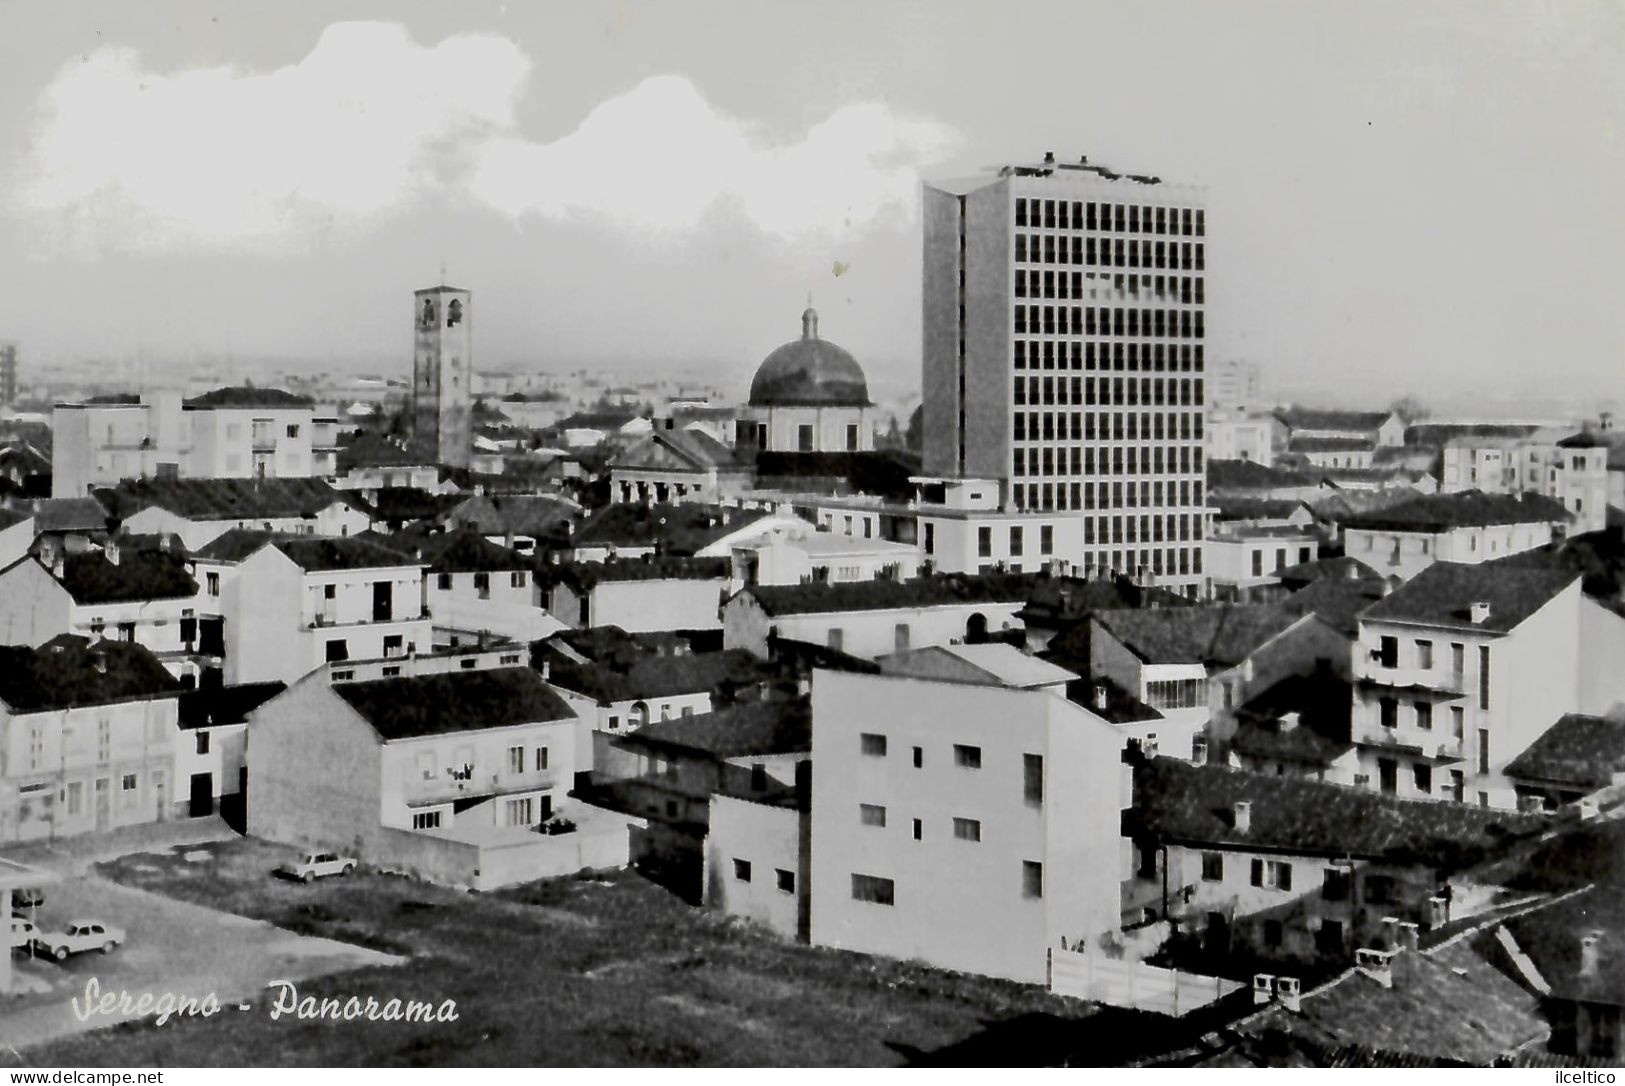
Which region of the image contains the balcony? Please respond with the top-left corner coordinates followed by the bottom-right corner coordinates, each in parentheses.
top-left (1357, 665), bottom-right (1466, 700)
top-left (403, 770), bottom-right (560, 809)
top-left (1355, 725), bottom-right (1466, 764)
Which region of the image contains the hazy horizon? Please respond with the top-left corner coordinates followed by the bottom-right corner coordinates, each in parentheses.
top-left (3, 1), bottom-right (1622, 417)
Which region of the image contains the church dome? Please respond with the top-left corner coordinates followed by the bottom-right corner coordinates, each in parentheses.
top-left (748, 308), bottom-right (870, 408)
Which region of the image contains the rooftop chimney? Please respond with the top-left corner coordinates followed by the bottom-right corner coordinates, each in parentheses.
top-left (540, 659), bottom-right (551, 682)
top-left (1278, 711), bottom-right (1301, 733)
top-left (104, 539), bottom-right (120, 566)
top-left (1043, 150), bottom-right (1055, 164)
top-left (1398, 921), bottom-right (1420, 954)
top-left (1580, 930), bottom-right (1603, 978)
top-left (1469, 601), bottom-right (1491, 624)
top-left (1092, 683), bottom-right (1109, 711)
top-left (1233, 800), bottom-right (1252, 834)
top-left (1381, 915), bottom-right (1401, 950)
top-left (1274, 976), bottom-right (1302, 1013)
top-left (1252, 973), bottom-right (1275, 1006)
top-left (1356, 948), bottom-right (1394, 989)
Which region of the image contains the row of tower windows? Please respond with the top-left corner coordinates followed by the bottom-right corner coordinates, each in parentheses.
top-left (1014, 199), bottom-right (1205, 237)
top-left (1012, 446), bottom-right (1204, 488)
top-left (1013, 375), bottom-right (1206, 410)
top-left (1016, 270), bottom-right (1204, 305)
top-left (1015, 305), bottom-right (1206, 339)
top-left (1016, 234), bottom-right (1205, 271)
top-left (1014, 411), bottom-right (1203, 445)
top-left (1015, 340), bottom-right (1205, 373)
top-left (1010, 479), bottom-right (1208, 529)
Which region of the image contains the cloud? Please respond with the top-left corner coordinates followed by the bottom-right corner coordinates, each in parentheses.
top-left (13, 22), bottom-right (958, 254)
top-left (468, 75), bottom-right (958, 237)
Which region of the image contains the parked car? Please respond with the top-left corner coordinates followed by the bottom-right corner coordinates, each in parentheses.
top-left (33, 919), bottom-right (125, 961)
top-left (8, 917), bottom-right (38, 951)
top-left (278, 851), bottom-right (357, 883)
top-left (10, 887), bottom-right (45, 909)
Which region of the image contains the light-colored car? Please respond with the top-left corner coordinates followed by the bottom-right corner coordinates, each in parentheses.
top-left (278, 851), bottom-right (357, 883)
top-left (33, 919), bottom-right (125, 961)
top-left (8, 917), bottom-right (38, 951)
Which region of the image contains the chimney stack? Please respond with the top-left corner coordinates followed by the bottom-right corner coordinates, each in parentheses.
top-left (1398, 921), bottom-right (1420, 953)
top-left (1381, 915), bottom-right (1401, 950)
top-left (1252, 974), bottom-right (1275, 1006)
top-left (1233, 800), bottom-right (1252, 834)
top-left (1092, 683), bottom-right (1109, 711)
top-left (1580, 930), bottom-right (1603, 978)
top-left (1274, 976), bottom-right (1302, 1013)
top-left (1278, 711), bottom-right (1301, 733)
top-left (1469, 601), bottom-right (1491, 624)
top-left (104, 539), bottom-right (120, 566)
top-left (1355, 947), bottom-right (1394, 989)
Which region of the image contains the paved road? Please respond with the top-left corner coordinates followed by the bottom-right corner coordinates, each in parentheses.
top-left (2, 873), bottom-right (401, 1050)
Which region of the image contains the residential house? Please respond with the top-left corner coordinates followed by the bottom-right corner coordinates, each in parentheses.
top-left (196, 533), bottom-right (432, 685)
top-left (332, 432), bottom-right (443, 491)
top-left (1122, 754), bottom-right (1548, 968)
top-left (545, 557), bottom-right (730, 632)
top-left (1503, 713), bottom-right (1625, 812)
top-left (180, 386), bottom-right (318, 481)
top-left (723, 573), bottom-right (1038, 660)
top-left (1441, 429), bottom-right (1610, 534)
top-left (807, 667), bottom-right (1129, 985)
top-left (567, 502), bottom-right (803, 562)
top-left (96, 476), bottom-right (371, 551)
top-left (174, 680), bottom-right (285, 821)
top-left (1222, 934), bottom-right (1549, 1066)
top-left (609, 427), bottom-right (754, 505)
top-left (248, 661), bottom-right (634, 891)
top-left (1225, 669), bottom-right (1360, 783)
top-left (1350, 562), bottom-right (1625, 807)
top-left (586, 696), bottom-right (809, 904)
top-left (1274, 408), bottom-right (1406, 450)
top-left (441, 493), bottom-right (579, 556)
top-left (1015, 572), bottom-right (1192, 652)
top-left (1205, 524), bottom-right (1321, 603)
top-left (1206, 409), bottom-right (1285, 467)
top-left (1340, 491), bottom-right (1572, 582)
top-left (1290, 436), bottom-right (1378, 471)
top-left (875, 641), bottom-right (1078, 694)
top-left (536, 628), bottom-right (771, 774)
top-left (1501, 884), bottom-right (1624, 1061)
top-left (397, 529), bottom-right (562, 644)
top-left (0, 540), bottom-right (205, 685)
top-left (0, 637), bottom-right (183, 842)
top-left (729, 530), bottom-right (921, 592)
top-left (1083, 603), bottom-right (1350, 760)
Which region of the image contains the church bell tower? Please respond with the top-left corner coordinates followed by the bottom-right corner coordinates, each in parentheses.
top-left (411, 284), bottom-right (472, 468)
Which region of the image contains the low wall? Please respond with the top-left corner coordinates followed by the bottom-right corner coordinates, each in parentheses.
top-left (371, 804), bottom-right (640, 892)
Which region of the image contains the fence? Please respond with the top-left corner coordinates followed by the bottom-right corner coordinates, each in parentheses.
top-left (1048, 944), bottom-right (1241, 1016)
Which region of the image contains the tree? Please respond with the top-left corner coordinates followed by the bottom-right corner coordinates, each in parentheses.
top-left (1389, 396), bottom-right (1428, 424)
top-left (904, 403), bottom-right (923, 453)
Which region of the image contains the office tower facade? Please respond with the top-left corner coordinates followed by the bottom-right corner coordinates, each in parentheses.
top-left (0, 343), bottom-right (15, 407)
top-left (412, 284), bottom-right (473, 469)
top-left (922, 154), bottom-right (1209, 594)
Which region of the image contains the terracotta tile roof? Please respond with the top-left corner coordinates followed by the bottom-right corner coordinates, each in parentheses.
top-left (1211, 497), bottom-right (1306, 522)
top-left (177, 681), bottom-right (287, 730)
top-left (1275, 407), bottom-right (1394, 433)
top-left (182, 386), bottom-right (313, 409)
top-left (335, 432), bottom-right (438, 471)
top-left (1242, 940), bottom-right (1547, 1065)
top-left (1291, 435), bottom-right (1377, 453)
top-left (539, 642), bottom-right (768, 704)
top-left (742, 572), bottom-right (1040, 618)
top-left (1359, 562), bottom-right (1578, 633)
top-left (21, 496), bottom-right (110, 534)
top-left (614, 696), bottom-right (811, 758)
top-left (1504, 713), bottom-right (1625, 790)
top-left (403, 529), bottom-right (532, 573)
top-left (1092, 604), bottom-right (1307, 667)
top-left (333, 666), bottom-right (574, 740)
top-left (98, 477), bottom-right (364, 522)
top-left (1276, 575), bottom-right (1389, 636)
top-left (1229, 672), bottom-right (1354, 764)
top-left (29, 548), bottom-right (197, 604)
top-left (446, 493), bottom-right (578, 538)
top-left (273, 535), bottom-right (424, 573)
top-left (572, 502), bottom-right (769, 554)
top-left (549, 556), bottom-right (729, 593)
top-left (1127, 755), bottom-right (1547, 864)
top-left (1340, 490), bottom-right (1572, 532)
top-left (1018, 573), bottom-right (1192, 629)
top-left (1277, 555), bottom-right (1382, 589)
top-left (1505, 884), bottom-right (1625, 1006)
top-left (0, 636), bottom-right (181, 712)
top-left (1207, 459), bottom-right (1316, 492)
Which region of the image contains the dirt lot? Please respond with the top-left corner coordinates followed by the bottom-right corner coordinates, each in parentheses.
top-left (11, 838), bottom-right (1106, 1066)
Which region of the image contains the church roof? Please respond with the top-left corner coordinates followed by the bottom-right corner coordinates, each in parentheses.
top-left (748, 308), bottom-right (870, 408)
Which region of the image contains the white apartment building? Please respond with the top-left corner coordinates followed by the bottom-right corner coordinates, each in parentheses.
top-left (807, 667), bottom-right (1129, 985)
top-left (1341, 492), bottom-right (1571, 582)
top-left (1349, 563), bottom-right (1625, 809)
top-left (922, 153), bottom-right (1210, 594)
top-left (52, 387), bottom-right (321, 498)
top-left (1440, 430), bottom-right (1610, 534)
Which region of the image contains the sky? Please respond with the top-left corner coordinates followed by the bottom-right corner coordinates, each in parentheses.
top-left (1, 0), bottom-right (1622, 413)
